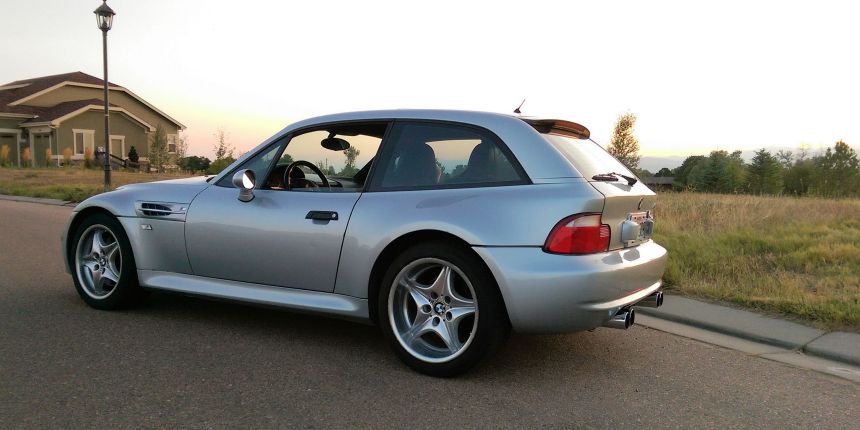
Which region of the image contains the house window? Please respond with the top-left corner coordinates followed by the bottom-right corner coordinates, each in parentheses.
top-left (167, 134), bottom-right (177, 154)
top-left (73, 129), bottom-right (95, 156)
top-left (110, 135), bottom-right (125, 158)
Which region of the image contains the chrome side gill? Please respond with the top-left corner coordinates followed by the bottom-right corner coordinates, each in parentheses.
top-left (134, 201), bottom-right (188, 221)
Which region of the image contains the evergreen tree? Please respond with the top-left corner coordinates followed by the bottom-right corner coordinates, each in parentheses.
top-left (127, 146), bottom-right (139, 163)
top-left (747, 149), bottom-right (783, 195)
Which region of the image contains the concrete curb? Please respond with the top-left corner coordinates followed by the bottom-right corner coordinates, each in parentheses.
top-left (637, 295), bottom-right (860, 367)
top-left (0, 194), bottom-right (76, 207)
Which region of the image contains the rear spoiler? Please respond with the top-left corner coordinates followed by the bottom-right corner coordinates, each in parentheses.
top-left (521, 118), bottom-right (590, 139)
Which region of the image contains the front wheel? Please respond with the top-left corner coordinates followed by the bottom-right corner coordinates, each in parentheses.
top-left (379, 241), bottom-right (510, 377)
top-left (70, 212), bottom-right (147, 309)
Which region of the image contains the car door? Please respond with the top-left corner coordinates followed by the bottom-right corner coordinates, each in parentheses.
top-left (184, 122), bottom-right (387, 292)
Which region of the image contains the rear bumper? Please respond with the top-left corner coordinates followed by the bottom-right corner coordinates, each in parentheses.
top-left (473, 240), bottom-right (668, 333)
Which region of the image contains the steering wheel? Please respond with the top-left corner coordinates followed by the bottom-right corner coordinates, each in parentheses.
top-left (284, 160), bottom-right (330, 190)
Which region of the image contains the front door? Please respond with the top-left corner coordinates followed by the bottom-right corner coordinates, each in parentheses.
top-left (184, 121), bottom-right (388, 293)
top-left (185, 186), bottom-right (360, 292)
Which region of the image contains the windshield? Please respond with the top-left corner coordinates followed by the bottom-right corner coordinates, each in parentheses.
top-left (542, 133), bottom-right (635, 179)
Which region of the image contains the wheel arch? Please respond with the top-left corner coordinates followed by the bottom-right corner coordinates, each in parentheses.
top-left (367, 229), bottom-right (507, 325)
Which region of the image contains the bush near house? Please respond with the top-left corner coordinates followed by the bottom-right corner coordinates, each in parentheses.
top-left (44, 148), bottom-right (52, 167)
top-left (0, 145), bottom-right (9, 166)
top-left (83, 147), bottom-right (94, 169)
top-left (21, 148), bottom-right (31, 167)
top-left (62, 148), bottom-right (73, 166)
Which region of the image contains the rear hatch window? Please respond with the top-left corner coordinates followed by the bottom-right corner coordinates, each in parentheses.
top-left (541, 133), bottom-right (635, 179)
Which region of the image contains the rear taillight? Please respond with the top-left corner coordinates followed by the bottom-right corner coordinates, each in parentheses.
top-left (544, 213), bottom-right (611, 255)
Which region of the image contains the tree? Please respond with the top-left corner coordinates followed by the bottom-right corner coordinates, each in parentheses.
top-left (149, 124), bottom-right (170, 172)
top-left (697, 150), bottom-right (746, 193)
top-left (673, 155), bottom-right (708, 190)
top-left (206, 156), bottom-right (236, 175)
top-left (776, 150), bottom-right (794, 169)
top-left (607, 112), bottom-right (641, 170)
top-left (179, 155), bottom-right (211, 173)
top-left (784, 159), bottom-right (815, 196)
top-left (127, 146), bottom-right (139, 163)
top-left (656, 167), bottom-right (673, 177)
top-left (338, 146), bottom-right (360, 177)
top-left (811, 140), bottom-right (859, 197)
top-left (213, 129), bottom-right (234, 161)
top-left (315, 159), bottom-right (337, 176)
top-left (175, 133), bottom-right (189, 160)
top-left (746, 149), bottom-right (783, 195)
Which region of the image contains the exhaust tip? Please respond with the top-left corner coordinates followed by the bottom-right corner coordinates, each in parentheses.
top-left (603, 309), bottom-right (635, 330)
top-left (634, 291), bottom-right (664, 308)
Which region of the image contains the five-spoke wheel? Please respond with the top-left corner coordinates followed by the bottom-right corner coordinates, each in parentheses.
top-left (75, 225), bottom-right (122, 299)
top-left (389, 258), bottom-right (478, 363)
top-left (380, 241), bottom-right (510, 377)
top-left (70, 212), bottom-right (145, 309)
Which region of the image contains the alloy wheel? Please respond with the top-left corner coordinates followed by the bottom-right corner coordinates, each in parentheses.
top-left (388, 258), bottom-right (478, 363)
top-left (75, 224), bottom-right (122, 299)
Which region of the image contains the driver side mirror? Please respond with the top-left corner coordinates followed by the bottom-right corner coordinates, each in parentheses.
top-left (232, 169), bottom-right (256, 202)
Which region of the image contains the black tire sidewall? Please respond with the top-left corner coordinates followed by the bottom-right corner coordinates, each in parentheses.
top-left (378, 241), bottom-right (509, 377)
top-left (70, 212), bottom-right (144, 310)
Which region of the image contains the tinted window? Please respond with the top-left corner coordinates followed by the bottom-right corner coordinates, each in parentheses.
top-left (373, 122), bottom-right (523, 190)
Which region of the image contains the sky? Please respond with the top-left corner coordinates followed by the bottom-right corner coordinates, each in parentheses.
top-left (2, 0), bottom-right (859, 160)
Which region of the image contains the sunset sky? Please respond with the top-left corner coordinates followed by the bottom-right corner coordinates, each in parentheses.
top-left (2, 0), bottom-right (858, 160)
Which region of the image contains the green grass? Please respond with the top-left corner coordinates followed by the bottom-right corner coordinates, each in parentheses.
top-left (0, 167), bottom-right (193, 202)
top-left (655, 193), bottom-right (860, 331)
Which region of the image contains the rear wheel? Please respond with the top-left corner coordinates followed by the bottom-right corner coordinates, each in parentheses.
top-left (379, 241), bottom-right (509, 377)
top-left (71, 213), bottom-right (146, 309)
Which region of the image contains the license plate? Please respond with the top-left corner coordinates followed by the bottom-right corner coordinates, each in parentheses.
top-left (628, 211), bottom-right (654, 240)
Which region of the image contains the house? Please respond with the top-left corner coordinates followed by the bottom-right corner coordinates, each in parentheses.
top-left (641, 176), bottom-right (675, 191)
top-left (0, 71), bottom-right (184, 167)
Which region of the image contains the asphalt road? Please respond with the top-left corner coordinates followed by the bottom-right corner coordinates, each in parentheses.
top-left (1, 199), bottom-right (858, 429)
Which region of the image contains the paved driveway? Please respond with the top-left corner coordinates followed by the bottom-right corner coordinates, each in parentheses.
top-left (0, 199), bottom-right (857, 429)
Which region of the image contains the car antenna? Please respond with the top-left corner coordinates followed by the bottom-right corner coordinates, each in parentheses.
top-left (513, 99), bottom-right (526, 115)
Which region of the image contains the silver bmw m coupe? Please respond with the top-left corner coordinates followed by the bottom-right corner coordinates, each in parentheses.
top-left (63, 109), bottom-right (667, 376)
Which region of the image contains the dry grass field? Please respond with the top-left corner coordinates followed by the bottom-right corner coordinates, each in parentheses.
top-left (1, 168), bottom-right (858, 330)
top-left (655, 192), bottom-right (860, 330)
top-left (0, 167), bottom-right (194, 202)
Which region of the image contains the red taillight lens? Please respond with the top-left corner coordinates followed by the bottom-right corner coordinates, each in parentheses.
top-left (544, 213), bottom-right (611, 255)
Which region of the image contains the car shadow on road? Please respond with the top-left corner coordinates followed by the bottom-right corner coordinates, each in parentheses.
top-left (112, 290), bottom-right (626, 380)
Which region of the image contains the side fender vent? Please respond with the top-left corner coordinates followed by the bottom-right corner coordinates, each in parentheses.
top-left (135, 201), bottom-right (188, 221)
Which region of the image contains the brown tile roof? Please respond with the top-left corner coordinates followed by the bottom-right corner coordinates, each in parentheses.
top-left (20, 99), bottom-right (118, 124)
top-left (0, 71), bottom-right (121, 116)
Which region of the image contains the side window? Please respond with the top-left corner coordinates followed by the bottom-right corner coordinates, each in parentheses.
top-left (216, 141), bottom-right (282, 187)
top-left (373, 122), bottom-right (523, 190)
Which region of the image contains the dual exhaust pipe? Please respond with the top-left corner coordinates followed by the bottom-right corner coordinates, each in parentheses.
top-left (602, 291), bottom-right (663, 330)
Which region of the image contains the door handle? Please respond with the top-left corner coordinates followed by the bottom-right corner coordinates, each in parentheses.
top-left (306, 211), bottom-right (339, 221)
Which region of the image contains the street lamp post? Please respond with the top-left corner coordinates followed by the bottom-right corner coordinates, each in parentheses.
top-left (94, 0), bottom-right (115, 191)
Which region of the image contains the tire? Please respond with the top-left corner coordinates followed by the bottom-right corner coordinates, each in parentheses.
top-left (70, 212), bottom-right (147, 310)
top-left (379, 241), bottom-right (510, 377)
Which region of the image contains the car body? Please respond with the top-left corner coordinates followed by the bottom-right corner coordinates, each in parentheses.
top-left (63, 109), bottom-right (667, 376)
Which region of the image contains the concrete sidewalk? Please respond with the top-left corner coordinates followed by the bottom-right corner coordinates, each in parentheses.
top-left (638, 295), bottom-right (860, 366)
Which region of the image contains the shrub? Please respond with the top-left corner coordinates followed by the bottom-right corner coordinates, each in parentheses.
top-left (45, 148), bottom-right (52, 167)
top-left (21, 147), bottom-right (31, 167)
top-left (206, 156), bottom-right (235, 175)
top-left (63, 148), bottom-right (73, 167)
top-left (0, 145), bottom-right (9, 166)
top-left (127, 146), bottom-right (139, 163)
top-left (83, 147), bottom-right (94, 169)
